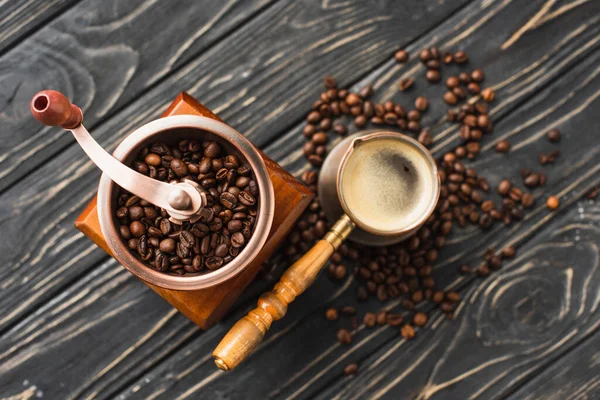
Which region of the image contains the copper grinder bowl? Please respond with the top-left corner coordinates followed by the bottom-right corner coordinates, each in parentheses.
top-left (97, 115), bottom-right (275, 291)
top-left (319, 130), bottom-right (440, 246)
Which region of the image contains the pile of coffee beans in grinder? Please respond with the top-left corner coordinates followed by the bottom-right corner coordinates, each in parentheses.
top-left (115, 139), bottom-right (260, 275)
top-left (280, 47), bottom-right (575, 368)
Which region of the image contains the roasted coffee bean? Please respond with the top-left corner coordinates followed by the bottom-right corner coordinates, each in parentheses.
top-left (231, 232), bottom-right (245, 248)
top-left (415, 97), bottom-right (429, 111)
top-left (498, 179), bottom-right (511, 195)
top-left (137, 235), bottom-right (149, 257)
top-left (337, 328), bottom-right (352, 345)
top-left (400, 324), bottom-right (415, 340)
top-left (170, 158), bottom-right (188, 177)
top-left (443, 91), bottom-right (458, 105)
top-left (363, 312), bottom-right (377, 327)
top-left (130, 221), bottom-right (146, 238)
top-left (220, 192), bottom-right (238, 209)
top-left (119, 225), bottom-right (131, 240)
top-left (385, 313), bottom-right (403, 327)
top-left (454, 51), bottom-right (468, 63)
top-left (546, 128), bottom-right (561, 142)
top-left (154, 251), bottom-right (169, 271)
top-left (467, 82), bottom-right (481, 94)
top-left (398, 78), bottom-right (414, 91)
top-left (238, 191), bottom-right (256, 206)
top-left (471, 69), bottom-right (484, 82)
top-left (426, 69), bottom-right (441, 82)
top-left (495, 140), bottom-right (510, 153)
top-left (413, 312), bottom-right (427, 327)
top-left (322, 308), bottom-right (338, 322)
top-left (394, 49), bottom-right (409, 63)
top-left (546, 195), bottom-right (560, 210)
top-left (481, 88), bottom-right (495, 102)
top-left (180, 231), bottom-right (195, 248)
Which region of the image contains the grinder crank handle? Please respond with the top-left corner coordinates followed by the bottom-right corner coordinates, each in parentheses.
top-left (30, 90), bottom-right (204, 221)
top-left (213, 214), bottom-right (355, 371)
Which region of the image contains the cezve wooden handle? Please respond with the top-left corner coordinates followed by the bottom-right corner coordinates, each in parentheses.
top-left (213, 214), bottom-right (355, 371)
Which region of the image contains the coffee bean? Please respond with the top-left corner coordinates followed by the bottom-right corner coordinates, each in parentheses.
top-left (495, 140), bottom-right (510, 153)
top-left (419, 48), bottom-right (432, 62)
top-left (413, 312), bottom-right (427, 327)
top-left (446, 76), bottom-right (459, 89)
top-left (481, 88), bottom-right (495, 102)
top-left (325, 308), bottom-right (339, 321)
top-left (546, 128), bottom-right (561, 142)
top-left (130, 221), bottom-right (146, 238)
top-left (415, 97), bottom-right (429, 111)
top-left (502, 246), bottom-right (516, 258)
top-left (443, 91), bottom-right (458, 105)
top-left (231, 232), bottom-right (245, 248)
top-left (180, 231), bottom-right (195, 248)
top-left (400, 324), bottom-right (415, 340)
top-left (363, 312), bottom-right (376, 327)
top-left (454, 51), bottom-right (468, 63)
top-left (145, 153), bottom-right (161, 167)
top-left (205, 256), bottom-right (223, 270)
top-left (394, 49), bottom-right (409, 63)
top-left (324, 76), bottom-right (337, 89)
top-left (498, 179), bottom-right (511, 195)
top-left (467, 82), bottom-right (481, 94)
top-left (546, 195), bottom-right (560, 210)
top-left (337, 329), bottom-right (352, 345)
top-left (344, 363), bottom-right (358, 376)
top-left (354, 115), bottom-right (367, 128)
top-left (220, 192), bottom-right (238, 209)
top-left (418, 130), bottom-right (432, 147)
top-left (426, 70), bottom-right (441, 83)
top-left (398, 78), bottom-right (414, 91)
top-left (170, 158), bottom-right (188, 177)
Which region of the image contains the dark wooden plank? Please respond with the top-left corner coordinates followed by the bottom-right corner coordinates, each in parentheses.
top-left (2, 0), bottom-right (598, 399)
top-left (314, 199), bottom-right (600, 400)
top-left (0, 0), bottom-right (80, 53)
top-left (96, 1), bottom-right (600, 399)
top-left (0, 259), bottom-right (197, 400)
top-left (507, 329), bottom-right (600, 400)
top-left (0, 0), bottom-right (470, 334)
top-left (0, 0), bottom-right (274, 192)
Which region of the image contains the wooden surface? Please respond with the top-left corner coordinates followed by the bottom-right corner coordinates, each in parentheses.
top-left (1, 0), bottom-right (599, 399)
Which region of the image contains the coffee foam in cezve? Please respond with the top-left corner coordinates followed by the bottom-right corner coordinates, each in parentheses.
top-left (340, 138), bottom-right (436, 233)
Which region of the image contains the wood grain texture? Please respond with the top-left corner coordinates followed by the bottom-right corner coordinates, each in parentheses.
top-left (107, 1), bottom-right (600, 398)
top-left (0, 0), bottom-right (273, 192)
top-left (0, 0), bottom-right (470, 336)
top-left (0, 0), bottom-right (80, 53)
top-left (315, 200), bottom-right (600, 400)
top-left (1, 0), bottom-right (599, 399)
top-left (507, 328), bottom-right (600, 400)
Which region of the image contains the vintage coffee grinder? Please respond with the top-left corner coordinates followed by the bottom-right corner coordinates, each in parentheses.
top-left (30, 90), bottom-right (314, 330)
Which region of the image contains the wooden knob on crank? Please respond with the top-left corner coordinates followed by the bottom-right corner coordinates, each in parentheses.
top-left (31, 90), bottom-right (83, 129)
top-left (213, 215), bottom-right (355, 371)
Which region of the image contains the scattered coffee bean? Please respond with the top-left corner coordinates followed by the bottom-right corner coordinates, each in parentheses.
top-left (344, 363), bottom-right (358, 375)
top-left (546, 128), bottom-right (561, 142)
top-left (325, 308), bottom-right (339, 321)
top-left (481, 88), bottom-right (495, 102)
top-left (413, 312), bottom-right (427, 327)
top-left (398, 78), bottom-right (414, 91)
top-left (495, 140), bottom-right (510, 153)
top-left (546, 195), bottom-right (560, 210)
top-left (337, 329), bottom-right (352, 345)
top-left (400, 324), bottom-right (415, 340)
top-left (394, 49), bottom-right (409, 63)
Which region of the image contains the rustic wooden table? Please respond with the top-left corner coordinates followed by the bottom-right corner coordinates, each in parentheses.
top-left (1, 0), bottom-right (599, 399)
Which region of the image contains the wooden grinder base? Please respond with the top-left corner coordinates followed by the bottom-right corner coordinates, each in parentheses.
top-left (75, 93), bottom-right (314, 329)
